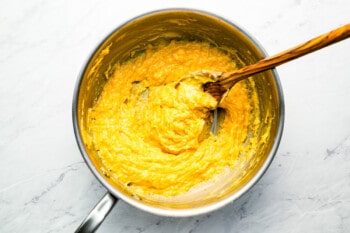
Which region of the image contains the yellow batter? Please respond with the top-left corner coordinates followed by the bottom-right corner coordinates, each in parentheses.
top-left (87, 41), bottom-right (260, 197)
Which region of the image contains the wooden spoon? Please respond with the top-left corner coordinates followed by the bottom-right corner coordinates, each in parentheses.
top-left (201, 24), bottom-right (350, 103)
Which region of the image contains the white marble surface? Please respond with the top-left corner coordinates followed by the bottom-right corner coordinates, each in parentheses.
top-left (1, 0), bottom-right (350, 232)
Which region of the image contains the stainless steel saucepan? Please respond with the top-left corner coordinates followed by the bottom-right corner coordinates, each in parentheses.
top-left (72, 9), bottom-right (284, 232)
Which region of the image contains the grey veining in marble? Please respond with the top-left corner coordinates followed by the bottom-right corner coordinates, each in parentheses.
top-left (1, 0), bottom-right (349, 232)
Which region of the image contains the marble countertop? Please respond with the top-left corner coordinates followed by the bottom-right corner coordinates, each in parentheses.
top-left (1, 0), bottom-right (349, 232)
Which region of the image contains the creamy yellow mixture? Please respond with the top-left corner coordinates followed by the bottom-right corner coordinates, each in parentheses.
top-left (87, 41), bottom-right (260, 197)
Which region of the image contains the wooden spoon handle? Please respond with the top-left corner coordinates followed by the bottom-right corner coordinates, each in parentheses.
top-left (219, 23), bottom-right (350, 87)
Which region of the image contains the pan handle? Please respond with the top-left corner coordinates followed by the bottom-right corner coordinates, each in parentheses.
top-left (75, 192), bottom-right (118, 233)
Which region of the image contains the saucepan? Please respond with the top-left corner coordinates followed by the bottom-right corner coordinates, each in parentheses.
top-left (72, 9), bottom-right (284, 232)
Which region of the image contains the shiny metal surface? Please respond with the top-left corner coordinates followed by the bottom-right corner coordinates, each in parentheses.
top-left (72, 8), bottom-right (284, 222)
top-left (75, 193), bottom-right (117, 233)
